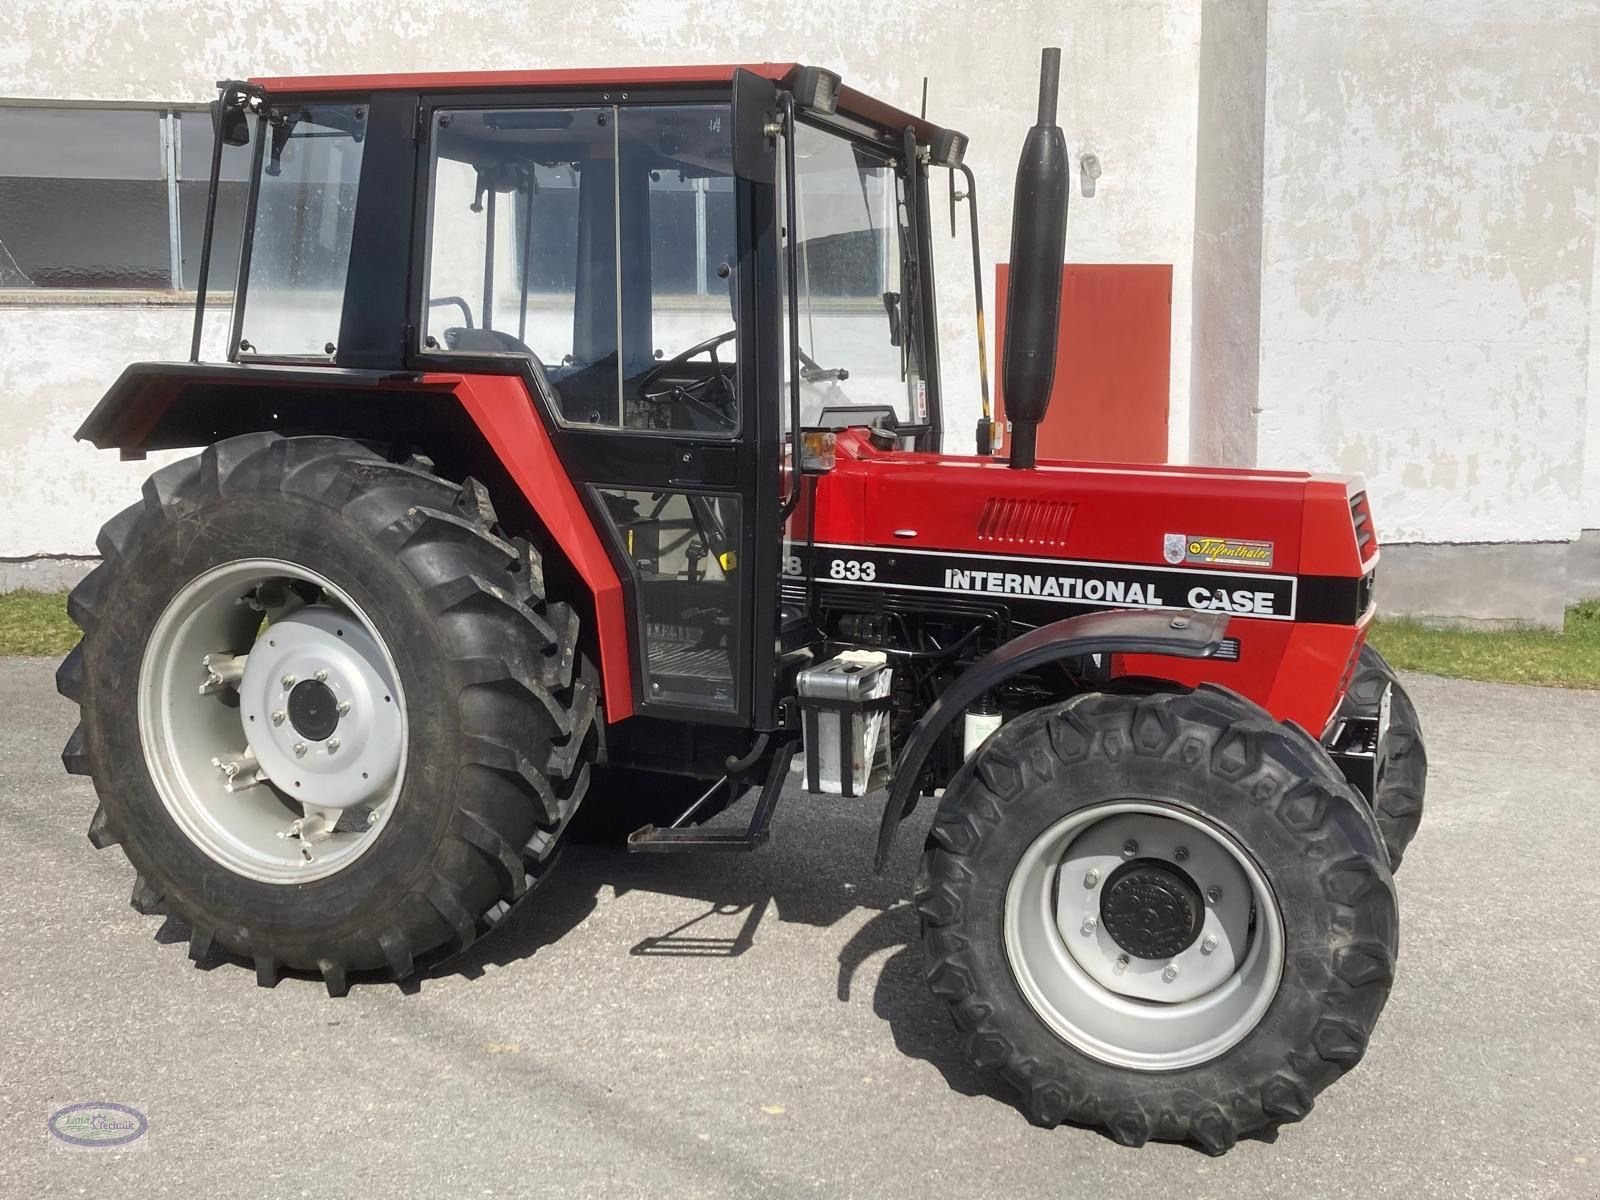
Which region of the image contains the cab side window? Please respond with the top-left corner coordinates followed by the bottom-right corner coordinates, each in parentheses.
top-left (422, 102), bottom-right (738, 437)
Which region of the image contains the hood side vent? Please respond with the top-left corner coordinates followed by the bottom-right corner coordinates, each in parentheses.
top-left (976, 497), bottom-right (1077, 548)
top-left (1350, 491), bottom-right (1377, 561)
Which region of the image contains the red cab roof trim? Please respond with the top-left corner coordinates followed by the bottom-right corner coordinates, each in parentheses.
top-left (246, 62), bottom-right (947, 143)
top-left (248, 62), bottom-right (795, 94)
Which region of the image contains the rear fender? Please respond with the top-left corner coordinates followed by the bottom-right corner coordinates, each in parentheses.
top-left (873, 608), bottom-right (1229, 870)
top-left (75, 361), bottom-right (634, 720)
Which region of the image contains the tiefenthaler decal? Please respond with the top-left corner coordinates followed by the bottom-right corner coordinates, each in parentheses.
top-left (1164, 533), bottom-right (1274, 570)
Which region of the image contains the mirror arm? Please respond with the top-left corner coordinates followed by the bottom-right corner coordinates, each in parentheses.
top-left (955, 162), bottom-right (994, 453)
top-left (778, 92), bottom-right (806, 521)
top-left (191, 81), bottom-right (263, 362)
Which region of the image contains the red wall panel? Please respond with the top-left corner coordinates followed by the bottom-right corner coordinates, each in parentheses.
top-left (993, 263), bottom-right (1172, 464)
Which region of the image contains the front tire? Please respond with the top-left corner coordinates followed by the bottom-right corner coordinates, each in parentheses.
top-left (1340, 644), bottom-right (1427, 870)
top-left (916, 686), bottom-right (1398, 1152)
top-left (56, 434), bottom-right (596, 993)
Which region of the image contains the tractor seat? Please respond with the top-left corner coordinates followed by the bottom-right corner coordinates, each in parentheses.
top-left (442, 327), bottom-right (540, 356)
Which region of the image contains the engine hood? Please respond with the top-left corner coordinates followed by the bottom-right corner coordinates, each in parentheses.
top-left (803, 430), bottom-right (1374, 591)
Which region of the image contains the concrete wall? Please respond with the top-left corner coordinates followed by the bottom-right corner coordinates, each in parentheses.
top-left (1586, 114), bottom-right (1600, 540)
top-left (0, 304), bottom-right (191, 560)
top-left (1255, 0), bottom-right (1600, 551)
top-left (1, 0), bottom-right (1205, 565)
top-left (1189, 0), bottom-right (1268, 468)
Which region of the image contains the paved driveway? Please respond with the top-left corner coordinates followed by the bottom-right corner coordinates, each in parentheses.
top-left (1, 659), bottom-right (1595, 1198)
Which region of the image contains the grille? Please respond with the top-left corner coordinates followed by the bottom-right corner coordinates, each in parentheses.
top-left (1350, 491), bottom-right (1377, 561)
top-left (976, 497), bottom-right (1076, 548)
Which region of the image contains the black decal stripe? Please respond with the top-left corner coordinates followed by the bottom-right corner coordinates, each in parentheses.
top-left (801, 544), bottom-right (1297, 622)
top-left (785, 545), bottom-right (1368, 626)
top-left (1297, 574), bottom-right (1372, 625)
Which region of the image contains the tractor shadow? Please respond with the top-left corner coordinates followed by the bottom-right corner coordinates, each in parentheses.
top-left (447, 791), bottom-right (998, 1106)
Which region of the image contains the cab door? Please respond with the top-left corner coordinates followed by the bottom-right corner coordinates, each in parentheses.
top-left (416, 91), bottom-right (784, 728)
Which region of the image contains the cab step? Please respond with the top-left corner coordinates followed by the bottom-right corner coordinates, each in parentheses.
top-left (626, 743), bottom-right (795, 853)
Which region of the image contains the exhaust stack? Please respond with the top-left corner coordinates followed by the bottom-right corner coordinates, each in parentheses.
top-left (1000, 48), bottom-right (1070, 470)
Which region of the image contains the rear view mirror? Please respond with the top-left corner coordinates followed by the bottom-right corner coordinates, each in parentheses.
top-left (882, 291), bottom-right (902, 347)
top-left (213, 96), bottom-right (251, 147)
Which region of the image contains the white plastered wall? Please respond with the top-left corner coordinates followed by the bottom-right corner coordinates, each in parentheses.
top-left (1254, 0), bottom-right (1600, 545)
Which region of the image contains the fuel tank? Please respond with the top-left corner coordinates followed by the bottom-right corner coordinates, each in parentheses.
top-left (796, 430), bottom-right (1379, 733)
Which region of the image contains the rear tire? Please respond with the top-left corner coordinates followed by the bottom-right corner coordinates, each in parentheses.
top-left (56, 434), bottom-right (596, 992)
top-left (1340, 645), bottom-right (1427, 870)
top-left (916, 686), bottom-right (1398, 1152)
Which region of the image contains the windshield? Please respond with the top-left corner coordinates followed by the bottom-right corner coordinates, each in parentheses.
top-left (786, 122), bottom-right (922, 428)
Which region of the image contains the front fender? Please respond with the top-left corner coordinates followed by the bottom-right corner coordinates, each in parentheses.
top-left (873, 607), bottom-right (1230, 870)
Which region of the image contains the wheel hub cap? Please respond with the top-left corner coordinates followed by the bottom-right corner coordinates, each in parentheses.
top-left (287, 678), bottom-right (340, 741)
top-left (237, 606), bottom-right (403, 813)
top-left (1099, 859), bottom-right (1204, 960)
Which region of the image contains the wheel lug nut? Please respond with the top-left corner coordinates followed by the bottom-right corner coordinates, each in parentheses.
top-left (281, 674), bottom-right (297, 689)
top-left (293, 742), bottom-right (307, 757)
top-left (1207, 886), bottom-right (1222, 904)
top-left (1174, 846), bottom-right (1189, 862)
top-left (314, 669), bottom-right (328, 683)
top-left (270, 710), bottom-right (286, 726)
top-left (1201, 934), bottom-right (1219, 955)
top-left (1114, 954), bottom-right (1130, 975)
top-left (1122, 839), bottom-right (1138, 859)
top-left (327, 738), bottom-right (340, 753)
top-left (365, 809), bottom-right (378, 827)
top-left (336, 700), bottom-right (352, 716)
top-left (1162, 963), bottom-right (1180, 982)
top-left (1080, 916), bottom-right (1097, 936)
top-left (1083, 868), bottom-right (1099, 888)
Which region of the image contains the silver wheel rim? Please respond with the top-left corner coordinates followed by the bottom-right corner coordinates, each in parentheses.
top-left (1003, 801), bottom-right (1284, 1071)
top-left (137, 559), bottom-right (408, 884)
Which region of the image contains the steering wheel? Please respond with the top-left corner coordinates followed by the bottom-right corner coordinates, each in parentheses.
top-left (637, 330), bottom-right (737, 426)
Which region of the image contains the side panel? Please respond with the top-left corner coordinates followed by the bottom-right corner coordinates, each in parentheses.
top-left (438, 372), bottom-right (634, 721)
top-left (1117, 618), bottom-right (1365, 735)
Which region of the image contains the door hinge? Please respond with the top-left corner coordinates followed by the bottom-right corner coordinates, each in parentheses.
top-left (412, 103), bottom-right (428, 143)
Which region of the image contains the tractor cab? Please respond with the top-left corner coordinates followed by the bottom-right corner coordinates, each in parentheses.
top-left (219, 66), bottom-right (957, 445)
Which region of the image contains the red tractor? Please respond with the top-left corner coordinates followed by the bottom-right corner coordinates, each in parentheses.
top-left (58, 50), bottom-right (1425, 1152)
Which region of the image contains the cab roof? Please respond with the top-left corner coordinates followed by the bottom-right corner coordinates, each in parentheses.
top-left (246, 62), bottom-right (949, 144)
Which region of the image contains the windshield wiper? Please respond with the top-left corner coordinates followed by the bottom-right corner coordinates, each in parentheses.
top-left (798, 348), bottom-right (849, 383)
top-left (896, 127), bottom-right (926, 394)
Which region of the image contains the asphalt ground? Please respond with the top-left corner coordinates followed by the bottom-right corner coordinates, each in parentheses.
top-left (1, 657), bottom-right (1596, 1198)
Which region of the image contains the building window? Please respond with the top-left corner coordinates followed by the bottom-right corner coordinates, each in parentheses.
top-left (0, 103), bottom-right (247, 293)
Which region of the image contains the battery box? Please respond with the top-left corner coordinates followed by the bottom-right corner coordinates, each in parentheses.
top-left (796, 651), bottom-right (893, 798)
